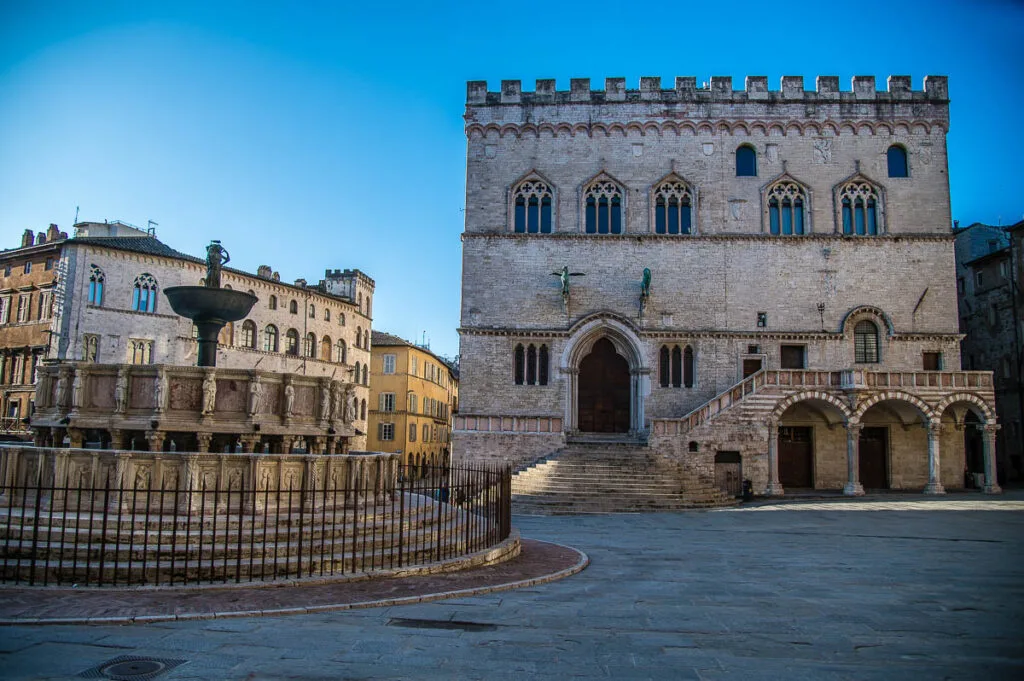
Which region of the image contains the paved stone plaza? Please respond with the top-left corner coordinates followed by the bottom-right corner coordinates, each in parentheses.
top-left (2, 493), bottom-right (1023, 680)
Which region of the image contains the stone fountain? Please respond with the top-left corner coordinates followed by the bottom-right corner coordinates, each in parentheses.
top-left (164, 241), bottom-right (258, 367)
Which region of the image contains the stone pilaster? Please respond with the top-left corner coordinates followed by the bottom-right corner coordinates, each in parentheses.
top-left (766, 421), bottom-right (784, 496)
top-left (923, 420), bottom-right (946, 495)
top-left (982, 423), bottom-right (1002, 494)
top-left (843, 422), bottom-right (865, 496)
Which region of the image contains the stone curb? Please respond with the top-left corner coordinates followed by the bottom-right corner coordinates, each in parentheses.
top-left (0, 539), bottom-right (589, 627)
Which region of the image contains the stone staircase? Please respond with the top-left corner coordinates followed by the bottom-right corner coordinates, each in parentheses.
top-left (511, 442), bottom-right (736, 515)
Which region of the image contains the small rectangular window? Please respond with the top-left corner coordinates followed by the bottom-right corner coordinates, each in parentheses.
top-left (44, 258), bottom-right (53, 271)
top-left (380, 392), bottom-right (395, 412)
top-left (780, 345), bottom-right (806, 369)
top-left (382, 354), bottom-right (396, 374)
top-left (957, 277), bottom-right (965, 294)
top-left (409, 423), bottom-right (417, 442)
top-left (378, 423), bottom-right (394, 441)
top-left (23, 261), bottom-right (31, 274)
top-left (922, 352), bottom-right (942, 371)
top-left (976, 271), bottom-right (984, 288)
top-left (756, 312), bottom-right (767, 328)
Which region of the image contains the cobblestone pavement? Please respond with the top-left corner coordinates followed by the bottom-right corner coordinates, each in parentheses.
top-left (2, 491), bottom-right (1023, 680)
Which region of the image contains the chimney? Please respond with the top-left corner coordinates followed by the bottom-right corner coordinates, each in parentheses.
top-left (46, 223), bottom-right (60, 242)
top-left (21, 229), bottom-right (35, 248)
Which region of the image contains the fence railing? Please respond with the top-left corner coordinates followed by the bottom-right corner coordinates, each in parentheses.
top-left (0, 462), bottom-right (512, 587)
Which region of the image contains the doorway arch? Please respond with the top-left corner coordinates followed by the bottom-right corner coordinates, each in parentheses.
top-left (578, 338), bottom-right (630, 432)
top-left (561, 314), bottom-right (649, 435)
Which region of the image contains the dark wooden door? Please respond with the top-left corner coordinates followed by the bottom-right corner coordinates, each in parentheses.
top-left (859, 427), bottom-right (889, 489)
top-left (778, 426), bottom-right (813, 488)
top-left (715, 451), bottom-right (743, 497)
top-left (743, 358), bottom-right (763, 378)
top-left (578, 338), bottom-right (630, 433)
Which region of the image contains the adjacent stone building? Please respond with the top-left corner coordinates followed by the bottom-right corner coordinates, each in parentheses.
top-left (954, 220), bottom-right (1023, 484)
top-left (0, 225), bottom-right (68, 436)
top-left (454, 74), bottom-right (1001, 496)
top-left (36, 219), bottom-right (374, 451)
top-left (366, 331), bottom-right (458, 473)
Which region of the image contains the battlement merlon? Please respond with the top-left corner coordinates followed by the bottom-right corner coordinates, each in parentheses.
top-left (465, 75), bottom-right (949, 126)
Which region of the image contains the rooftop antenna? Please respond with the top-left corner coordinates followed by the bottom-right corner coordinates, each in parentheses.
top-left (147, 220), bottom-right (158, 236)
top-left (73, 205), bottom-right (79, 225)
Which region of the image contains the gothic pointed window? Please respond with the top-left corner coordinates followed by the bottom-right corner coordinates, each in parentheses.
top-left (671, 346), bottom-right (682, 388)
top-left (683, 346), bottom-right (695, 388)
top-left (659, 346), bottom-right (670, 387)
top-left (653, 179), bottom-right (693, 235)
top-left (660, 344), bottom-right (695, 388)
top-left (304, 332), bottom-right (316, 357)
top-left (539, 345), bottom-right (549, 385)
top-left (584, 178), bottom-right (623, 234)
top-left (767, 181), bottom-right (807, 235)
top-left (514, 344), bottom-right (525, 385)
top-left (526, 344), bottom-right (538, 385)
top-left (132, 273), bottom-right (158, 313)
top-left (88, 265), bottom-right (104, 306)
top-left (512, 179), bottom-right (553, 233)
top-left (887, 145), bottom-right (908, 178)
top-left (840, 180), bottom-right (880, 236)
top-left (335, 339), bottom-right (346, 363)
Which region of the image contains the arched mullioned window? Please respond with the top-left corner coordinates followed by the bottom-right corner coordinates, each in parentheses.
top-left (767, 181), bottom-right (807, 235)
top-left (840, 180), bottom-right (880, 236)
top-left (736, 145), bottom-right (757, 177)
top-left (659, 344), bottom-right (695, 388)
top-left (264, 325), bottom-right (279, 352)
top-left (241, 320), bottom-right (257, 348)
top-left (304, 332), bottom-right (316, 357)
top-left (584, 178), bottom-right (623, 234)
top-left (854, 320), bottom-right (880, 363)
top-left (132, 273), bottom-right (158, 313)
top-left (514, 343), bottom-right (549, 385)
top-left (336, 339), bottom-right (347, 364)
top-left (512, 179), bottom-right (553, 233)
top-left (88, 265), bottom-right (105, 306)
top-left (653, 179), bottom-right (693, 235)
top-left (887, 145), bottom-right (908, 178)
top-left (285, 328), bottom-right (299, 356)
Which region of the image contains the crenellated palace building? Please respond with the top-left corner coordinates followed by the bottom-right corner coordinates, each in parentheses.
top-left (454, 74), bottom-right (1001, 496)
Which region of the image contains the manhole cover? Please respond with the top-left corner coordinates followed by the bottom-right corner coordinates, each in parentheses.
top-left (79, 655), bottom-right (187, 680)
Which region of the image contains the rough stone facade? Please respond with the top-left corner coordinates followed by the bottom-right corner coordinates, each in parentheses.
top-left (455, 75), bottom-right (1001, 496)
top-left (954, 220), bottom-right (1024, 484)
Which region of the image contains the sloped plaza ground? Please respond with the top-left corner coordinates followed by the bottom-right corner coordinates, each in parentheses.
top-left (2, 492), bottom-right (1023, 680)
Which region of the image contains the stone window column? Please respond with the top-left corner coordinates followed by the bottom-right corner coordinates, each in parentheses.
top-left (982, 424), bottom-right (1002, 494)
top-left (109, 429), bottom-right (126, 451)
top-left (766, 421), bottom-right (784, 496)
top-left (68, 428), bottom-right (85, 449)
top-left (196, 432), bottom-right (213, 453)
top-left (924, 420), bottom-right (945, 495)
top-left (146, 430), bottom-right (166, 454)
top-left (843, 422), bottom-right (865, 496)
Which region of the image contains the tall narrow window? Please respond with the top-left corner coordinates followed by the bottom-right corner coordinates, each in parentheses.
top-left (653, 180), bottom-right (692, 235)
top-left (683, 346), bottom-right (695, 388)
top-left (887, 145), bottom-right (908, 178)
top-left (269, 295), bottom-right (277, 310)
top-left (671, 345), bottom-right (682, 388)
top-left (526, 344), bottom-right (537, 385)
top-left (514, 344), bottom-right (525, 385)
top-left (513, 179), bottom-right (553, 233)
top-left (840, 181), bottom-right (880, 236)
top-left (539, 345), bottom-right (549, 385)
top-left (362, 365), bottom-right (368, 385)
top-left (335, 339), bottom-right (346, 363)
top-left (304, 332), bottom-right (316, 357)
top-left (854, 320), bottom-right (880, 363)
top-left (289, 300), bottom-right (298, 314)
top-left (132, 273), bottom-right (158, 313)
top-left (767, 182), bottom-right (807, 235)
top-left (320, 336), bottom-right (332, 361)
top-left (361, 399), bottom-right (366, 420)
top-left (356, 327), bottom-right (362, 348)
top-left (584, 180), bottom-right (623, 234)
top-left (88, 265), bottom-right (105, 306)
top-left (264, 325), bottom-right (279, 352)
top-left (736, 145), bottom-right (757, 177)
top-left (285, 329), bottom-right (299, 355)
top-left (241, 320), bottom-right (257, 348)
top-left (659, 346), bottom-right (670, 387)
top-left (83, 334), bottom-right (100, 362)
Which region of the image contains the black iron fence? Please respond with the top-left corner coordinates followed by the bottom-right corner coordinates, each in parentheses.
top-left (0, 462), bottom-right (512, 587)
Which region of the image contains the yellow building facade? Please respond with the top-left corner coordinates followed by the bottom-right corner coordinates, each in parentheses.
top-left (367, 331), bottom-right (458, 473)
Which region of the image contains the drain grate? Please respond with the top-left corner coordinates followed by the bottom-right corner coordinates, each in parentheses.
top-left (79, 655), bottom-right (187, 681)
top-left (387, 617), bottom-right (499, 632)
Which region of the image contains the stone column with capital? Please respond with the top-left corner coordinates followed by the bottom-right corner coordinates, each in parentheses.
top-left (924, 420), bottom-right (946, 495)
top-left (982, 423), bottom-right (1002, 494)
top-left (844, 422), bottom-right (865, 496)
top-left (766, 421), bottom-right (784, 496)
top-left (196, 432), bottom-right (213, 453)
top-left (68, 428), bottom-right (85, 449)
top-left (146, 430), bottom-right (166, 454)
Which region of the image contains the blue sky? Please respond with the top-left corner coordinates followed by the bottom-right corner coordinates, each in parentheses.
top-left (1, 0), bottom-right (1022, 359)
